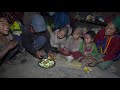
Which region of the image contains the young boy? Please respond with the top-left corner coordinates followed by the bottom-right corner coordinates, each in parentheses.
top-left (79, 31), bottom-right (102, 67)
top-left (0, 14), bottom-right (18, 64)
top-left (50, 26), bottom-right (69, 49)
top-left (60, 26), bottom-right (83, 59)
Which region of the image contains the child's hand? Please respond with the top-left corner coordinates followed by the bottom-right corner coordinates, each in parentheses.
top-left (64, 48), bottom-right (69, 55)
top-left (48, 51), bottom-right (56, 60)
top-left (88, 60), bottom-right (98, 67)
top-left (80, 58), bottom-right (85, 62)
top-left (59, 48), bottom-right (69, 55)
top-left (88, 58), bottom-right (104, 67)
top-left (87, 58), bottom-right (98, 67)
top-left (7, 40), bottom-right (18, 50)
top-left (79, 56), bottom-right (86, 62)
top-left (89, 58), bottom-right (97, 63)
top-left (66, 24), bottom-right (70, 28)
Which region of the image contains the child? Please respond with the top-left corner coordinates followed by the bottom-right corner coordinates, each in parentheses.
top-left (0, 14), bottom-right (18, 64)
top-left (79, 31), bottom-right (102, 67)
top-left (60, 26), bottom-right (83, 59)
top-left (50, 26), bottom-right (68, 49)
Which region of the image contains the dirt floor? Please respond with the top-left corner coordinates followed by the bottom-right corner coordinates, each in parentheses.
top-left (0, 52), bottom-right (119, 78)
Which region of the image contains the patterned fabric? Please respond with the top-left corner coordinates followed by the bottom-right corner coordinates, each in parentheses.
top-left (79, 42), bottom-right (102, 60)
top-left (94, 28), bottom-right (120, 61)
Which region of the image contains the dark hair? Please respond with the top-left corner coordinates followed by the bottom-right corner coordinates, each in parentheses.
top-left (0, 13), bottom-right (6, 19)
top-left (71, 26), bottom-right (82, 35)
top-left (60, 26), bottom-right (69, 36)
top-left (86, 31), bottom-right (96, 39)
top-left (0, 12), bottom-right (9, 22)
top-left (74, 26), bottom-right (82, 31)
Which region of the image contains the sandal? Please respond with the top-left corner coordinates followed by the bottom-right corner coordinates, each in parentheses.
top-left (88, 62), bottom-right (98, 67)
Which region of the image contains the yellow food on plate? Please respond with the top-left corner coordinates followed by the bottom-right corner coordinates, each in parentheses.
top-left (83, 67), bottom-right (90, 73)
top-left (38, 59), bottom-right (55, 68)
top-left (48, 56), bottom-right (51, 60)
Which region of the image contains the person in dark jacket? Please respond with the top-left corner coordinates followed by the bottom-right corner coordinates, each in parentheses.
top-left (22, 14), bottom-right (54, 59)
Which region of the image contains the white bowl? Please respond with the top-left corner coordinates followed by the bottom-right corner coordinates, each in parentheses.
top-left (66, 56), bottom-right (74, 62)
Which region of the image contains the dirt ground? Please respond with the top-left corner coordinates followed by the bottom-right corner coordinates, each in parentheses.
top-left (0, 52), bottom-right (119, 78)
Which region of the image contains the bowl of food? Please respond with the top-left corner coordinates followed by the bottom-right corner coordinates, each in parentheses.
top-left (38, 58), bottom-right (56, 69)
top-left (66, 56), bottom-right (74, 63)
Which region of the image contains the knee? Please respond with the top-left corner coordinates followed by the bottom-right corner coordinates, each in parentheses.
top-left (34, 36), bottom-right (47, 48)
top-left (38, 36), bottom-right (46, 44)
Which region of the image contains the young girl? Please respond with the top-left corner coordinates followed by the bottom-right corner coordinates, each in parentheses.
top-left (60, 26), bottom-right (83, 59)
top-left (79, 31), bottom-right (102, 67)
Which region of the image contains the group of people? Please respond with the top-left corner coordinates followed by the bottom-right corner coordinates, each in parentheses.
top-left (0, 12), bottom-right (120, 71)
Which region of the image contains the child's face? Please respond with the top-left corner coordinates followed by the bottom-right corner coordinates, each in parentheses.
top-left (57, 30), bottom-right (66, 39)
top-left (73, 29), bottom-right (81, 39)
top-left (84, 34), bottom-right (93, 44)
top-left (0, 18), bottom-right (9, 35)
